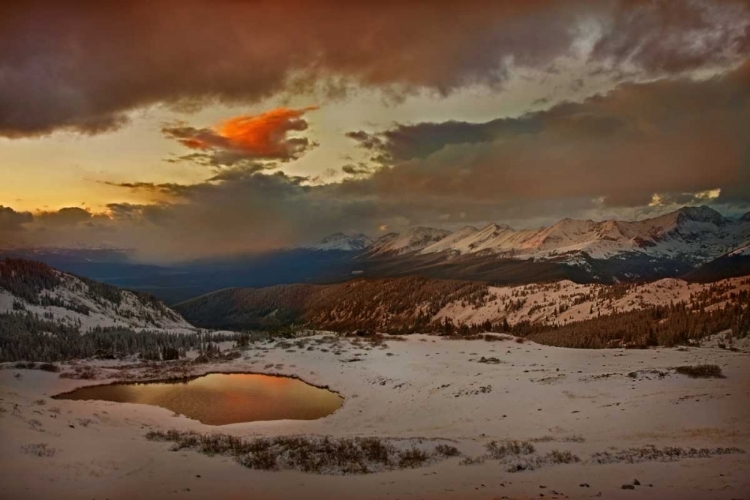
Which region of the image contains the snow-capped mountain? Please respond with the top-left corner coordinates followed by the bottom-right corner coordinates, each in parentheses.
top-left (420, 226), bottom-right (479, 254)
top-left (334, 206), bottom-right (750, 282)
top-left (366, 227), bottom-right (452, 256)
top-left (416, 206), bottom-right (750, 264)
top-left (308, 233), bottom-right (373, 252)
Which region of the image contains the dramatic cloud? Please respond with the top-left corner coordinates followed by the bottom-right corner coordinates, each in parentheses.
top-left (5, 60), bottom-right (750, 260)
top-left (348, 60), bottom-right (750, 211)
top-left (347, 118), bottom-right (542, 163)
top-left (593, 0), bottom-right (750, 74)
top-left (162, 107), bottom-right (318, 166)
top-left (0, 206), bottom-right (114, 250)
top-left (0, 206), bottom-right (33, 232)
top-left (1, 1), bottom-right (748, 137)
top-left (35, 207), bottom-right (93, 226)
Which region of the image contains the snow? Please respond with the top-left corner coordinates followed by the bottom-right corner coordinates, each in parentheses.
top-left (307, 233), bottom-right (373, 252)
top-left (434, 276), bottom-right (750, 328)
top-left (420, 225), bottom-right (478, 254)
top-left (417, 206), bottom-right (750, 264)
top-left (0, 271), bottom-right (195, 334)
top-left (304, 207), bottom-right (750, 266)
top-left (1, 334), bottom-right (748, 499)
top-left (367, 227), bottom-right (452, 256)
top-left (727, 243), bottom-right (750, 257)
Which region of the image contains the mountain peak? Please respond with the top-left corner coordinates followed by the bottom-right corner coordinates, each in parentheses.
top-left (675, 206), bottom-right (725, 225)
top-left (479, 222), bottom-right (512, 233)
top-left (309, 233), bottom-right (373, 251)
top-left (367, 227), bottom-right (450, 256)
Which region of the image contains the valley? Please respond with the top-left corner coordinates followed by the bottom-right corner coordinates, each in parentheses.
top-left (1, 258), bottom-right (749, 499)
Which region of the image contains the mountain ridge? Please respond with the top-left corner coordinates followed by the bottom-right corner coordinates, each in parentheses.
top-left (309, 206), bottom-right (750, 274)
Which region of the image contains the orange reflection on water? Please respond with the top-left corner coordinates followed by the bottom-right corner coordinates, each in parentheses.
top-left (55, 373), bottom-right (343, 425)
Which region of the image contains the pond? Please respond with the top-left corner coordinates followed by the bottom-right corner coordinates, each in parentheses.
top-left (54, 373), bottom-right (343, 425)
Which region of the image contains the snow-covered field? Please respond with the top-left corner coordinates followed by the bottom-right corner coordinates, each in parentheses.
top-left (1, 333), bottom-right (748, 499)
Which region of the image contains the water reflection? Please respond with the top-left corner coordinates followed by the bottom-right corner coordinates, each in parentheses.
top-left (55, 373), bottom-right (343, 425)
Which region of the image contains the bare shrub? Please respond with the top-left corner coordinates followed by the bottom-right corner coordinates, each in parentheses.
top-left (546, 449), bottom-right (580, 464)
top-left (505, 450), bottom-right (580, 472)
top-left (459, 455), bottom-right (486, 465)
top-left (398, 447), bottom-right (430, 468)
top-left (76, 418), bottom-right (93, 427)
top-left (21, 443), bottom-right (56, 457)
top-left (588, 445), bottom-right (743, 464)
top-left (529, 435), bottom-right (585, 443)
top-left (59, 366), bottom-right (98, 379)
top-left (146, 430), bottom-right (454, 474)
top-left (675, 364), bottom-right (724, 378)
top-left (435, 444), bottom-right (461, 457)
top-left (486, 440), bottom-right (535, 459)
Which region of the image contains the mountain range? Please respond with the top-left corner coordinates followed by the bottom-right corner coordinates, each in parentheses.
top-left (3, 206), bottom-right (750, 304)
top-left (306, 206), bottom-right (750, 283)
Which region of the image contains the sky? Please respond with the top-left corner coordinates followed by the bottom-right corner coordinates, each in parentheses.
top-left (1, 0), bottom-right (750, 262)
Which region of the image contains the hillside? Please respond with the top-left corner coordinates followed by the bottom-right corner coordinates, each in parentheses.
top-left (175, 276), bottom-right (487, 332)
top-left (176, 274), bottom-right (750, 347)
top-left (0, 258), bottom-right (193, 333)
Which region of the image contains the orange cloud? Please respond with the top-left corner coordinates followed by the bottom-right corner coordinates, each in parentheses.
top-left (178, 138), bottom-right (210, 150)
top-left (162, 106), bottom-right (318, 165)
top-left (216, 106), bottom-right (318, 156)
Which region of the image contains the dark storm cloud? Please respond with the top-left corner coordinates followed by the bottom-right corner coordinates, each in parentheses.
top-left (0, 205), bottom-right (114, 248)
top-left (0, 206), bottom-right (33, 232)
top-left (347, 118), bottom-right (543, 163)
top-left (348, 60), bottom-right (750, 209)
top-left (592, 0), bottom-right (750, 75)
top-left (35, 207), bottom-right (93, 225)
top-left (2, 0), bottom-right (748, 137)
